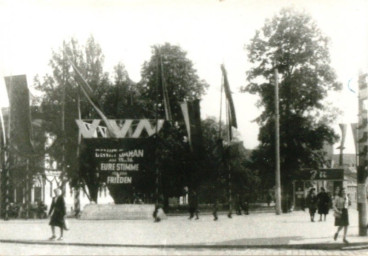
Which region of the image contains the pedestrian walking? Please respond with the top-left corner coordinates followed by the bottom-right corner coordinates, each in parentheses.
top-left (235, 193), bottom-right (242, 215)
top-left (48, 188), bottom-right (67, 241)
top-left (188, 190), bottom-right (199, 220)
top-left (333, 187), bottom-right (350, 244)
top-left (153, 194), bottom-right (165, 222)
top-left (305, 188), bottom-right (317, 222)
top-left (317, 187), bottom-right (331, 221)
top-left (266, 192), bottom-right (272, 207)
top-left (213, 199), bottom-right (218, 221)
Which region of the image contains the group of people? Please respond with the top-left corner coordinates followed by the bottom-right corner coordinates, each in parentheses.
top-left (187, 191), bottom-right (250, 221)
top-left (8, 200), bottom-right (48, 219)
top-left (305, 187), bottom-right (331, 222)
top-left (305, 186), bottom-right (351, 243)
top-left (47, 185), bottom-right (353, 243)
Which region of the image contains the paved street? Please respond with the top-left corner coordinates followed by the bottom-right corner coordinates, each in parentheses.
top-left (0, 209), bottom-right (368, 255)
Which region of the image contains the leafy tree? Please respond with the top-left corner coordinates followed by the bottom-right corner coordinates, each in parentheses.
top-left (197, 117), bottom-right (260, 206)
top-left (242, 8), bottom-right (341, 198)
top-left (138, 43), bottom-right (209, 209)
top-left (34, 36), bottom-right (139, 201)
top-left (139, 43), bottom-right (208, 120)
top-left (102, 62), bottom-right (145, 119)
top-left (35, 40), bottom-right (209, 204)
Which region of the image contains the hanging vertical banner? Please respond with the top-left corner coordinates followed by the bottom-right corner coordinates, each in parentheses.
top-left (80, 138), bottom-right (155, 185)
top-left (338, 123), bottom-right (347, 150)
top-left (221, 64), bottom-right (237, 129)
top-left (4, 75), bottom-right (34, 155)
top-left (351, 123), bottom-right (358, 152)
top-left (180, 99), bottom-right (203, 157)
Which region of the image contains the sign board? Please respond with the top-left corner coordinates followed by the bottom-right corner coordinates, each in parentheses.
top-left (80, 138), bottom-right (155, 185)
top-left (297, 169), bottom-right (344, 181)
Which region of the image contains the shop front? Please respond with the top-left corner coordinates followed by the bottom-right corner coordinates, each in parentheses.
top-left (293, 168), bottom-right (345, 210)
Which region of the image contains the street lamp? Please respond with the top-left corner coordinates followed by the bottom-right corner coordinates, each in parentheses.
top-left (274, 66), bottom-right (282, 215)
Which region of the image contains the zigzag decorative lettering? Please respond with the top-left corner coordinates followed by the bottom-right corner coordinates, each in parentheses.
top-left (75, 119), bottom-right (164, 138)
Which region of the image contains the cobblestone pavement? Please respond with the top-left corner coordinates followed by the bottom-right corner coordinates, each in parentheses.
top-left (0, 209), bottom-right (367, 255)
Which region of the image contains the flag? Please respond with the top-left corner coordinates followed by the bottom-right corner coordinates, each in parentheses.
top-left (221, 64), bottom-right (237, 129)
top-left (351, 123), bottom-right (358, 152)
top-left (4, 75), bottom-right (34, 155)
top-left (157, 50), bottom-right (172, 121)
top-left (69, 60), bottom-right (118, 138)
top-left (0, 107), bottom-right (6, 146)
top-left (337, 123), bottom-right (347, 150)
top-left (180, 99), bottom-right (203, 157)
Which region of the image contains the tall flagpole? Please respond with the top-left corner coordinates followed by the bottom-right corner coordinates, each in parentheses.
top-left (357, 73), bottom-right (367, 236)
top-left (0, 107), bottom-right (8, 220)
top-left (4, 82), bottom-right (12, 220)
top-left (61, 44), bottom-right (66, 192)
top-left (226, 100), bottom-right (232, 218)
top-left (155, 46), bottom-right (160, 208)
top-left (74, 85), bottom-right (81, 217)
top-left (274, 67), bottom-right (282, 215)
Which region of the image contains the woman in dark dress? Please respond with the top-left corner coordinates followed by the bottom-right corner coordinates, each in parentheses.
top-left (306, 188), bottom-right (318, 222)
top-left (333, 188), bottom-right (350, 244)
top-left (188, 190), bottom-right (199, 220)
top-left (317, 187), bottom-right (331, 221)
top-left (49, 188), bottom-right (67, 240)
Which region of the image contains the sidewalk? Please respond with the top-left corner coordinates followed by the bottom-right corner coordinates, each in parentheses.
top-left (0, 209), bottom-right (367, 252)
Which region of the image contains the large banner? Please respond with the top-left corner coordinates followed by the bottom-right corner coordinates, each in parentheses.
top-left (80, 138), bottom-right (155, 186)
top-left (4, 75), bottom-right (34, 155)
top-left (180, 99), bottom-right (203, 157)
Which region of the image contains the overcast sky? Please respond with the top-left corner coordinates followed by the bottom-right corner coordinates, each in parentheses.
top-left (0, 0), bottom-right (367, 153)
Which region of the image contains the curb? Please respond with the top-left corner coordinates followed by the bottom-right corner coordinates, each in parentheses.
top-left (1, 239), bottom-right (367, 251)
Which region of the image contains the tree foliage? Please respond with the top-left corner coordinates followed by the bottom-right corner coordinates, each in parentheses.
top-left (197, 117), bottom-right (259, 204)
top-left (139, 43), bottom-right (209, 120)
top-left (34, 38), bottom-right (260, 206)
top-left (138, 43), bottom-right (209, 207)
top-left (35, 40), bottom-right (211, 203)
top-left (243, 8), bottom-right (341, 191)
top-left (34, 36), bottom-right (137, 201)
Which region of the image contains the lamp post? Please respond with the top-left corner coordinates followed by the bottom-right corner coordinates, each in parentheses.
top-left (357, 73), bottom-right (368, 236)
top-left (274, 67), bottom-right (282, 215)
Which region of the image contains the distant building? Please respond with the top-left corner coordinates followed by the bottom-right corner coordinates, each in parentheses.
top-left (292, 142), bottom-right (357, 210)
top-left (332, 154), bottom-right (357, 168)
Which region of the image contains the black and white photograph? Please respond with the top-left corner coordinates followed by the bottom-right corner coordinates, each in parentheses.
top-left (0, 0), bottom-right (367, 255)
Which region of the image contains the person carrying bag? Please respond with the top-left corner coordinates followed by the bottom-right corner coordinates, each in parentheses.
top-left (332, 188), bottom-right (350, 244)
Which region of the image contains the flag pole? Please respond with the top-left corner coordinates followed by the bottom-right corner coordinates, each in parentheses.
top-left (74, 82), bottom-right (81, 217)
top-left (3, 81), bottom-right (12, 220)
top-left (61, 43), bottom-right (67, 193)
top-left (155, 46), bottom-right (160, 209)
top-left (226, 98), bottom-right (232, 218)
top-left (0, 107), bottom-right (8, 220)
top-left (274, 66), bottom-right (282, 215)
